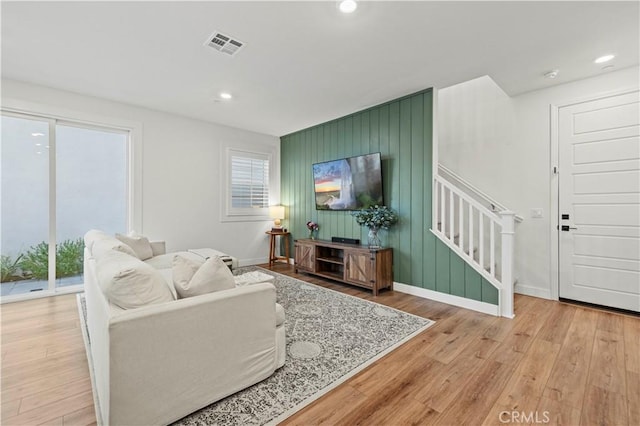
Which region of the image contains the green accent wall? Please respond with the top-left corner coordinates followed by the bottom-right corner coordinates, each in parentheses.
top-left (280, 89), bottom-right (498, 305)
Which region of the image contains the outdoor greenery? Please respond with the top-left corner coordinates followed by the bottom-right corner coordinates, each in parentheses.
top-left (351, 205), bottom-right (399, 229)
top-left (56, 238), bottom-right (85, 278)
top-left (0, 238), bottom-right (85, 282)
top-left (19, 241), bottom-right (50, 280)
top-left (1, 254), bottom-right (23, 282)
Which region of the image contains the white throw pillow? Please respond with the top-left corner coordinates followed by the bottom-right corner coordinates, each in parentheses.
top-left (172, 255), bottom-right (201, 293)
top-left (116, 233), bottom-right (154, 260)
top-left (172, 255), bottom-right (235, 298)
top-left (92, 237), bottom-right (138, 259)
top-left (96, 250), bottom-right (175, 309)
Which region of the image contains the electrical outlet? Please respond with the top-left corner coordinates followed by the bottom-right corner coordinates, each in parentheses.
top-left (531, 208), bottom-right (543, 219)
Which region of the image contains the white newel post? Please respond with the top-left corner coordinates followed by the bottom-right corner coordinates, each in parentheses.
top-left (499, 211), bottom-right (516, 318)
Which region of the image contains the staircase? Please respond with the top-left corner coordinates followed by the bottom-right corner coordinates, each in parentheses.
top-left (432, 170), bottom-right (519, 318)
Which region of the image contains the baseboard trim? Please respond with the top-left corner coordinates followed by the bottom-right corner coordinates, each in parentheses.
top-left (238, 257), bottom-right (294, 267)
top-left (238, 257), bottom-right (270, 267)
top-left (515, 283), bottom-right (552, 300)
top-left (394, 282), bottom-right (500, 316)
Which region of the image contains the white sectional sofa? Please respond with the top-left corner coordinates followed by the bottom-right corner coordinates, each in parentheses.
top-left (83, 230), bottom-right (285, 426)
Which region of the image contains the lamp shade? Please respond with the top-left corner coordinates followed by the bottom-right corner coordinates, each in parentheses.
top-left (269, 205), bottom-right (285, 228)
top-left (269, 205), bottom-right (285, 220)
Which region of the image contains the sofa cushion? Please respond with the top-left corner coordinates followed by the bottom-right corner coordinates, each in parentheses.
top-left (172, 255), bottom-right (201, 296)
top-left (172, 255), bottom-right (235, 298)
top-left (84, 229), bottom-right (111, 250)
top-left (116, 234), bottom-right (154, 260)
top-left (95, 249), bottom-right (175, 309)
top-left (144, 251), bottom-right (204, 270)
top-left (92, 238), bottom-right (138, 259)
top-left (156, 268), bottom-right (178, 300)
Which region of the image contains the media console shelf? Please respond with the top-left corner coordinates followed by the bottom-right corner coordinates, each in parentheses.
top-left (294, 238), bottom-right (393, 296)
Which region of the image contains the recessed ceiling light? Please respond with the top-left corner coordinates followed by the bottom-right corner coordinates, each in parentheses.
top-left (594, 54), bottom-right (615, 64)
top-left (31, 132), bottom-right (45, 137)
top-left (339, 0), bottom-right (357, 13)
top-left (35, 143), bottom-right (42, 146)
top-left (220, 92), bottom-right (233, 100)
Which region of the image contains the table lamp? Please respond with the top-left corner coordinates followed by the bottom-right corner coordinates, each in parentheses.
top-left (269, 205), bottom-right (285, 231)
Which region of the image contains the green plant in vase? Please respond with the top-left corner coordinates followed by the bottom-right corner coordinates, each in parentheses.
top-left (351, 205), bottom-right (398, 248)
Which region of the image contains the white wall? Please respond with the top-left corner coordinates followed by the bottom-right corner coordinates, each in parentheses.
top-left (438, 66), bottom-right (640, 299)
top-left (1, 79), bottom-right (280, 265)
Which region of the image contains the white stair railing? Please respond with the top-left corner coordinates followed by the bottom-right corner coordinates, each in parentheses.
top-left (433, 175), bottom-right (516, 318)
top-left (439, 164), bottom-right (524, 223)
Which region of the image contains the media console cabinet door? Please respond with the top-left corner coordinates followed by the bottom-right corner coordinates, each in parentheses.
top-left (344, 251), bottom-right (374, 288)
top-left (295, 242), bottom-right (315, 272)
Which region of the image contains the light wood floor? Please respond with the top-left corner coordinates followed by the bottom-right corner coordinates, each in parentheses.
top-left (1, 264), bottom-right (638, 425)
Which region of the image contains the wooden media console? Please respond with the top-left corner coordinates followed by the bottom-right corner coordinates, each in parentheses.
top-left (294, 238), bottom-right (393, 296)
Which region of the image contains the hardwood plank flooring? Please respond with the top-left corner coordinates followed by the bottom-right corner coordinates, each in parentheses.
top-left (0, 294), bottom-right (95, 426)
top-left (1, 264), bottom-right (638, 425)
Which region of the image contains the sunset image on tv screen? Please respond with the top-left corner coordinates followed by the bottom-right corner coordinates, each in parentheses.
top-left (313, 153), bottom-right (383, 210)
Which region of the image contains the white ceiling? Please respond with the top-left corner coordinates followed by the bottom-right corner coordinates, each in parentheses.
top-left (2, 1), bottom-right (638, 136)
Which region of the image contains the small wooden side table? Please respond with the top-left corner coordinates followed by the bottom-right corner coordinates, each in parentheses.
top-left (266, 231), bottom-right (291, 267)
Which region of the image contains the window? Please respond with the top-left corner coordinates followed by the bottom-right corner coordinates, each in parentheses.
top-left (223, 148), bottom-right (274, 221)
top-left (1, 111), bottom-right (130, 299)
top-left (231, 153), bottom-right (269, 209)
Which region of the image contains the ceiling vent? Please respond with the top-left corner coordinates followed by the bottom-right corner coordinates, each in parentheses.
top-left (205, 31), bottom-right (244, 56)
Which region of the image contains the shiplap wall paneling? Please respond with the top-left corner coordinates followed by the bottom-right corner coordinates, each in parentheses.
top-left (281, 89), bottom-right (498, 305)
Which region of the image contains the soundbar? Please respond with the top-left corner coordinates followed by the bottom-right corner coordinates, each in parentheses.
top-left (332, 236), bottom-right (360, 245)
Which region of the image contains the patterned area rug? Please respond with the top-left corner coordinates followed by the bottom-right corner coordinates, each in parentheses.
top-left (78, 266), bottom-right (434, 425)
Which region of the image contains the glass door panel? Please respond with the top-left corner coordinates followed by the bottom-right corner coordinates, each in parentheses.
top-left (1, 115), bottom-right (51, 296)
top-left (55, 124), bottom-right (127, 288)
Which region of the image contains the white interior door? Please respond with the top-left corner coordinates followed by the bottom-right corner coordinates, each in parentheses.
top-left (558, 90), bottom-right (640, 312)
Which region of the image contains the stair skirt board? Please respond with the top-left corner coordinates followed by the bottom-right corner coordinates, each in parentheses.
top-left (432, 231), bottom-right (503, 283)
top-left (435, 227), bottom-right (498, 276)
top-left (438, 233), bottom-right (502, 281)
top-left (394, 282), bottom-right (500, 317)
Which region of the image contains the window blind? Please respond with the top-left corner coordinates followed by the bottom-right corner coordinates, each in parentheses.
top-left (230, 155), bottom-right (269, 209)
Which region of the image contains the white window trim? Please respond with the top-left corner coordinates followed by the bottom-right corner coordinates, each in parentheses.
top-left (221, 146), bottom-right (277, 222)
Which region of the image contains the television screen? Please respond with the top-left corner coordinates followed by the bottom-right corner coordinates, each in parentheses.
top-left (313, 152), bottom-right (384, 210)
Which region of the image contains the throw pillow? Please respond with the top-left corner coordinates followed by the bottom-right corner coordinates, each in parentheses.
top-left (116, 233), bottom-right (154, 260)
top-left (172, 255), bottom-right (202, 293)
top-left (92, 237), bottom-right (138, 259)
top-left (172, 255), bottom-right (235, 298)
top-left (96, 249), bottom-right (175, 309)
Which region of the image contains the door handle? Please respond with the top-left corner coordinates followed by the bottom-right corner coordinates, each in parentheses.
top-left (561, 225), bottom-right (578, 231)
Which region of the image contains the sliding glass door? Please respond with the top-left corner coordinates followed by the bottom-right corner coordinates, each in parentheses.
top-left (1, 112), bottom-right (129, 298)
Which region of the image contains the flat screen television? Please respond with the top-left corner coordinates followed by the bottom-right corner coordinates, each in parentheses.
top-left (313, 152), bottom-right (384, 211)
